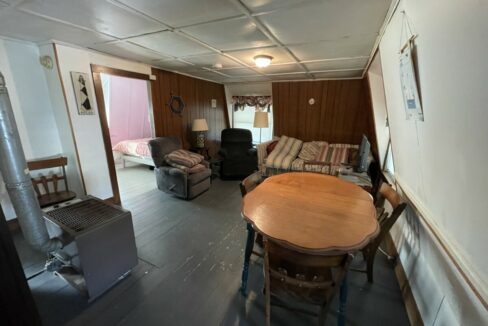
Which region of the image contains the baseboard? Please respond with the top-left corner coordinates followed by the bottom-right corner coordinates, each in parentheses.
top-left (385, 233), bottom-right (424, 326)
top-left (7, 218), bottom-right (20, 232)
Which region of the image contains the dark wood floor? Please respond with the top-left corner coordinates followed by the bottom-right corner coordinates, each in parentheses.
top-left (14, 165), bottom-right (409, 325)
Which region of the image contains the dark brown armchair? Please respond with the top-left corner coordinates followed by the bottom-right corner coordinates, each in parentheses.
top-left (148, 137), bottom-right (211, 200)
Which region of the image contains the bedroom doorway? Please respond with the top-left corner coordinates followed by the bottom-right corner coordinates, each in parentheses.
top-left (91, 65), bottom-right (154, 205)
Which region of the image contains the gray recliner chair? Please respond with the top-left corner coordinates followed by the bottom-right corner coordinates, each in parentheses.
top-left (148, 137), bottom-right (211, 200)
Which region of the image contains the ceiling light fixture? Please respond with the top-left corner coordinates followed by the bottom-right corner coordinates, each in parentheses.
top-left (253, 55), bottom-right (273, 68)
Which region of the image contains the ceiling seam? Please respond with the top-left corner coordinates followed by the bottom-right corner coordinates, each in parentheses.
top-left (228, 0), bottom-right (314, 79)
top-left (110, 0), bottom-right (267, 76)
top-left (14, 7), bottom-right (122, 41)
top-left (362, 0), bottom-right (401, 78)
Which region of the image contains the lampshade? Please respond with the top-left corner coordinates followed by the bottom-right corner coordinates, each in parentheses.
top-left (253, 111), bottom-right (269, 128)
top-left (192, 118), bottom-right (209, 132)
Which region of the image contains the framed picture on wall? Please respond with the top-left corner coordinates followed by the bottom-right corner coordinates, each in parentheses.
top-left (399, 41), bottom-right (423, 121)
top-left (70, 71), bottom-right (95, 115)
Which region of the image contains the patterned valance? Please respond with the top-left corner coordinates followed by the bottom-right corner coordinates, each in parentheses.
top-left (232, 96), bottom-right (272, 112)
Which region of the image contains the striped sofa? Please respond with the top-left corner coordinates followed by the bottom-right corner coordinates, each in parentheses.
top-left (257, 136), bottom-right (359, 176)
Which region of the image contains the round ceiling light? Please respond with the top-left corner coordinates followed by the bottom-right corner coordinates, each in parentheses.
top-left (253, 55), bottom-right (273, 68)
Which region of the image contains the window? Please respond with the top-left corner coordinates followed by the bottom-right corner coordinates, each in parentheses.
top-left (232, 105), bottom-right (273, 143)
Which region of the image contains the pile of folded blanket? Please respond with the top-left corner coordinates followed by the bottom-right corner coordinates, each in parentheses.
top-left (164, 149), bottom-right (207, 174)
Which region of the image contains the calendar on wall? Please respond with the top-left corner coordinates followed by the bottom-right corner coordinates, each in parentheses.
top-left (399, 40), bottom-right (423, 121)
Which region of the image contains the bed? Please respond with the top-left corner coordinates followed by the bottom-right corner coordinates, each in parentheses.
top-left (112, 138), bottom-right (154, 167)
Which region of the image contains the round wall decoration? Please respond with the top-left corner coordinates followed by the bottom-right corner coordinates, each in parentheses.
top-left (168, 95), bottom-right (185, 115)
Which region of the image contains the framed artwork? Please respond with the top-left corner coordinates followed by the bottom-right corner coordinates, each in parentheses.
top-left (71, 71), bottom-right (95, 115)
top-left (399, 41), bottom-right (423, 121)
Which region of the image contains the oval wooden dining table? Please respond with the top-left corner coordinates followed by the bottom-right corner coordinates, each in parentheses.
top-left (240, 172), bottom-right (379, 325)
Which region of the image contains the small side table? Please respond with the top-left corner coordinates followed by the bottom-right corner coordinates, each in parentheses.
top-left (190, 147), bottom-right (210, 160)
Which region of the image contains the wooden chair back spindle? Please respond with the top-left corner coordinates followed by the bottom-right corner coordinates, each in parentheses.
top-left (27, 156), bottom-right (76, 208)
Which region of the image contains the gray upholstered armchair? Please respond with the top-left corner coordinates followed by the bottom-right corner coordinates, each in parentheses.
top-left (148, 137), bottom-right (211, 199)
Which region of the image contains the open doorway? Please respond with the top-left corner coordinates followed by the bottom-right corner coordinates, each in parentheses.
top-left (91, 65), bottom-right (155, 206)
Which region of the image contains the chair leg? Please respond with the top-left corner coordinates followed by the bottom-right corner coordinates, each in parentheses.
top-left (337, 272), bottom-right (348, 326)
top-left (240, 223), bottom-right (255, 295)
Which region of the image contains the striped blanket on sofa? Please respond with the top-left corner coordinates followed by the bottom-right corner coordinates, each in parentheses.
top-left (265, 136), bottom-right (303, 171)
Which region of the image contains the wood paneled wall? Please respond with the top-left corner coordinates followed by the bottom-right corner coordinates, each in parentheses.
top-left (272, 79), bottom-right (377, 152)
top-left (151, 68), bottom-right (230, 157)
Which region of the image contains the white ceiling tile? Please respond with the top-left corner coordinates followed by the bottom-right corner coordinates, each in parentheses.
top-left (116, 0), bottom-right (242, 28)
top-left (90, 41), bottom-right (170, 62)
top-left (17, 0), bottom-right (166, 38)
top-left (288, 34), bottom-right (378, 61)
top-left (226, 46), bottom-right (294, 66)
top-left (237, 76), bottom-right (273, 83)
top-left (259, 0), bottom-right (391, 44)
top-left (260, 63), bottom-right (303, 75)
top-left (0, 9), bottom-right (114, 45)
top-left (241, 0), bottom-right (308, 13)
top-left (129, 31), bottom-right (212, 57)
top-left (182, 17), bottom-right (273, 51)
top-left (0, 0), bottom-right (17, 7)
top-left (304, 57), bottom-right (368, 72)
top-left (219, 77), bottom-right (246, 83)
top-left (182, 53), bottom-right (243, 69)
top-left (184, 69), bottom-right (225, 82)
top-left (154, 59), bottom-right (195, 71)
top-left (219, 68), bottom-right (261, 77)
top-left (270, 73), bottom-right (310, 81)
top-left (312, 70), bottom-right (363, 79)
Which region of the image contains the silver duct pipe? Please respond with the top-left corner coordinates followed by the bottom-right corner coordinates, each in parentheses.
top-left (0, 72), bottom-right (63, 252)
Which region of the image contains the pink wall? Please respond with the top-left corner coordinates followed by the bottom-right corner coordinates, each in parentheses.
top-left (108, 75), bottom-right (152, 146)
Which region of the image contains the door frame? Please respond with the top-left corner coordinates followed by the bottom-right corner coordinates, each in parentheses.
top-left (90, 64), bottom-right (151, 205)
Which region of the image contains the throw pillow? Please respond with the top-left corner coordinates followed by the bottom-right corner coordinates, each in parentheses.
top-left (266, 140), bottom-right (279, 155)
top-left (165, 160), bottom-right (189, 171)
top-left (298, 142), bottom-right (322, 161)
top-left (166, 149), bottom-right (203, 168)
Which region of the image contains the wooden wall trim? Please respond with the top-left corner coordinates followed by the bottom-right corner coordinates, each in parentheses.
top-left (90, 64), bottom-right (150, 80)
top-left (89, 64), bottom-right (152, 206)
top-left (395, 176), bottom-right (488, 311)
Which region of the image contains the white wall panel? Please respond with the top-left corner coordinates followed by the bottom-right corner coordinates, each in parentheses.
top-left (379, 0), bottom-right (488, 323)
top-left (54, 44), bottom-right (151, 200)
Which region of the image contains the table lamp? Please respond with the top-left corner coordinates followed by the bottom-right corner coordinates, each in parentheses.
top-left (192, 118), bottom-right (209, 148)
top-left (253, 111), bottom-right (269, 143)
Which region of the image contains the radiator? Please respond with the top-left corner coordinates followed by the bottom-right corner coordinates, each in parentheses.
top-left (43, 196), bottom-right (138, 301)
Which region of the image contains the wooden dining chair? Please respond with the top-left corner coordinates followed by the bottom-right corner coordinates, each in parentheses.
top-left (27, 156), bottom-right (77, 208)
top-left (264, 240), bottom-right (353, 326)
top-left (361, 182), bottom-right (406, 283)
top-left (367, 161), bottom-right (382, 203)
top-left (239, 171), bottom-right (265, 295)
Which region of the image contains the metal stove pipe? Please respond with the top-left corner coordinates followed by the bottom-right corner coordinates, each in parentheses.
top-left (0, 71), bottom-right (62, 252)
